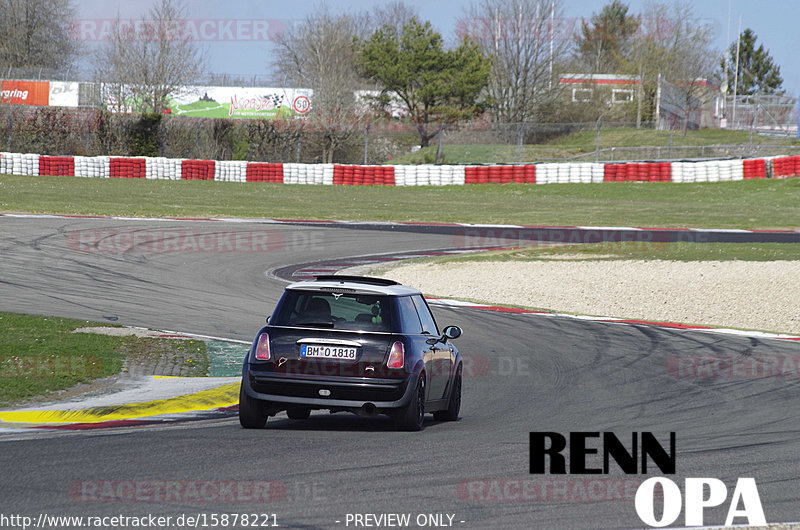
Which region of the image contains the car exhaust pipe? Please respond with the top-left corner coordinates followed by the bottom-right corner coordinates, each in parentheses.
top-left (357, 403), bottom-right (377, 417)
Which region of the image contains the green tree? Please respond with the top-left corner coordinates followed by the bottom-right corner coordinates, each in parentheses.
top-left (357, 17), bottom-right (491, 148)
top-left (723, 28), bottom-right (783, 95)
top-left (575, 0), bottom-right (640, 73)
top-left (126, 113), bottom-right (162, 157)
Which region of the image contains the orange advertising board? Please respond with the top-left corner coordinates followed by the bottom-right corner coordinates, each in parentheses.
top-left (0, 80), bottom-right (50, 106)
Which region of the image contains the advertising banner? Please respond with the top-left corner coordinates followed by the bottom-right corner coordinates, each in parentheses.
top-left (49, 82), bottom-right (81, 107)
top-left (0, 80), bottom-right (50, 106)
top-left (166, 86), bottom-right (312, 120)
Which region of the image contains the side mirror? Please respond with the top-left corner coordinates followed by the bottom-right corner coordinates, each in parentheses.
top-left (426, 326), bottom-right (462, 345)
top-left (265, 315), bottom-right (271, 324)
top-left (443, 325), bottom-right (462, 340)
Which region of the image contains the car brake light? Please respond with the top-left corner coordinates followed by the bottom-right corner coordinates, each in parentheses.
top-left (254, 333), bottom-right (270, 360)
top-left (386, 341), bottom-right (404, 368)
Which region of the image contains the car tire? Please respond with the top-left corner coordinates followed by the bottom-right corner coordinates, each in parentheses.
top-left (239, 385), bottom-right (267, 429)
top-left (434, 366), bottom-right (461, 421)
top-left (394, 375), bottom-right (425, 431)
top-left (286, 407), bottom-right (311, 420)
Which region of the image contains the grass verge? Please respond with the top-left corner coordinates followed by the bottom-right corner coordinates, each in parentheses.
top-left (2, 174), bottom-right (800, 229)
top-left (419, 242), bottom-right (800, 264)
top-left (0, 313), bottom-right (208, 407)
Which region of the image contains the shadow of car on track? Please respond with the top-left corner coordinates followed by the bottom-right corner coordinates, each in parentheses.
top-left (245, 413), bottom-right (459, 432)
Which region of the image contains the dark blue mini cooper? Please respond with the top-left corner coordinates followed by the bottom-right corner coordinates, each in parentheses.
top-left (239, 275), bottom-right (463, 431)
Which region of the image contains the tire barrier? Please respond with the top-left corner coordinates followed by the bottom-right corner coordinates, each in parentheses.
top-left (394, 165), bottom-right (465, 186)
top-left (0, 151), bottom-right (793, 186)
top-left (181, 159), bottom-right (215, 181)
top-left (333, 165), bottom-right (395, 185)
top-left (464, 165), bottom-right (536, 184)
top-left (145, 157), bottom-right (182, 180)
top-left (214, 160), bottom-right (248, 183)
top-left (246, 162), bottom-right (284, 183)
top-left (109, 157), bottom-right (146, 179)
top-left (770, 155), bottom-right (800, 178)
top-left (1, 152), bottom-right (40, 176)
top-left (285, 163), bottom-right (336, 185)
top-left (74, 156), bottom-right (110, 178)
top-left (604, 162), bottom-right (671, 182)
top-left (39, 155), bottom-right (75, 177)
top-left (742, 158), bottom-right (767, 179)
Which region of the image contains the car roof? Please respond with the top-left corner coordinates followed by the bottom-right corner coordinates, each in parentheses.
top-left (286, 275), bottom-right (422, 296)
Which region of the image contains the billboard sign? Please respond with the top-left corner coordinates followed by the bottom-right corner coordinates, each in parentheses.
top-left (0, 80), bottom-right (50, 106)
top-left (49, 82), bottom-right (81, 107)
top-left (167, 86), bottom-right (312, 119)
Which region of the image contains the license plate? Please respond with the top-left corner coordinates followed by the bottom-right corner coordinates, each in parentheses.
top-left (301, 344), bottom-right (357, 360)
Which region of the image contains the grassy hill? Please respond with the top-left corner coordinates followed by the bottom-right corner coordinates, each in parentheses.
top-left (389, 127), bottom-right (800, 164)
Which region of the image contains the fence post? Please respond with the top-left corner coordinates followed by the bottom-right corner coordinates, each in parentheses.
top-left (364, 123), bottom-right (370, 165)
top-left (435, 122), bottom-right (444, 164)
top-left (669, 128), bottom-right (673, 158)
top-left (85, 116), bottom-right (91, 154)
top-left (160, 122), bottom-right (165, 157)
top-left (6, 114), bottom-right (11, 151)
top-left (518, 123), bottom-right (525, 164)
top-left (595, 121), bottom-right (601, 162)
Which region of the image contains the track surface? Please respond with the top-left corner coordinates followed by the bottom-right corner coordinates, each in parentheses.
top-left (2, 217), bottom-right (800, 528)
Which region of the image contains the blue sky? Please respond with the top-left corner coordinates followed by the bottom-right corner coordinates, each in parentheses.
top-left (73, 0), bottom-right (798, 96)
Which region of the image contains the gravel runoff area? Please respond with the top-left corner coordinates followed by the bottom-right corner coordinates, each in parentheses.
top-left (367, 260), bottom-right (800, 335)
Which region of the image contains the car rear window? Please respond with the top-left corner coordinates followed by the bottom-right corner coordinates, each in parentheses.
top-left (271, 290), bottom-right (394, 331)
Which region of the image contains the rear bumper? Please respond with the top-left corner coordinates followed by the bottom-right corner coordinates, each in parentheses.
top-left (242, 369), bottom-right (416, 411)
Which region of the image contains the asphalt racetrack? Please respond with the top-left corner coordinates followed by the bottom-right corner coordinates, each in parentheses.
top-left (2, 216), bottom-right (800, 529)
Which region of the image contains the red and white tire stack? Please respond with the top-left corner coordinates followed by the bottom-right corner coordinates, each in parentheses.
top-left (0, 151), bottom-right (789, 186)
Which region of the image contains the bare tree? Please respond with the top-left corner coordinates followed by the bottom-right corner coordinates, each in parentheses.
top-left (462, 0), bottom-right (570, 123)
top-left (93, 0), bottom-right (205, 114)
top-left (273, 8), bottom-right (370, 163)
top-left (369, 1), bottom-right (418, 36)
top-left (625, 1), bottom-right (718, 130)
top-left (0, 0), bottom-right (77, 71)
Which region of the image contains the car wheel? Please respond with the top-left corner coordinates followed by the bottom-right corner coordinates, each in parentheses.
top-left (239, 384), bottom-right (267, 429)
top-left (286, 407), bottom-right (311, 420)
top-left (394, 375), bottom-right (425, 431)
top-left (434, 366), bottom-right (461, 421)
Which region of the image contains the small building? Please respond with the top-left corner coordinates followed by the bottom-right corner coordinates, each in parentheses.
top-left (558, 74), bottom-right (640, 121)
